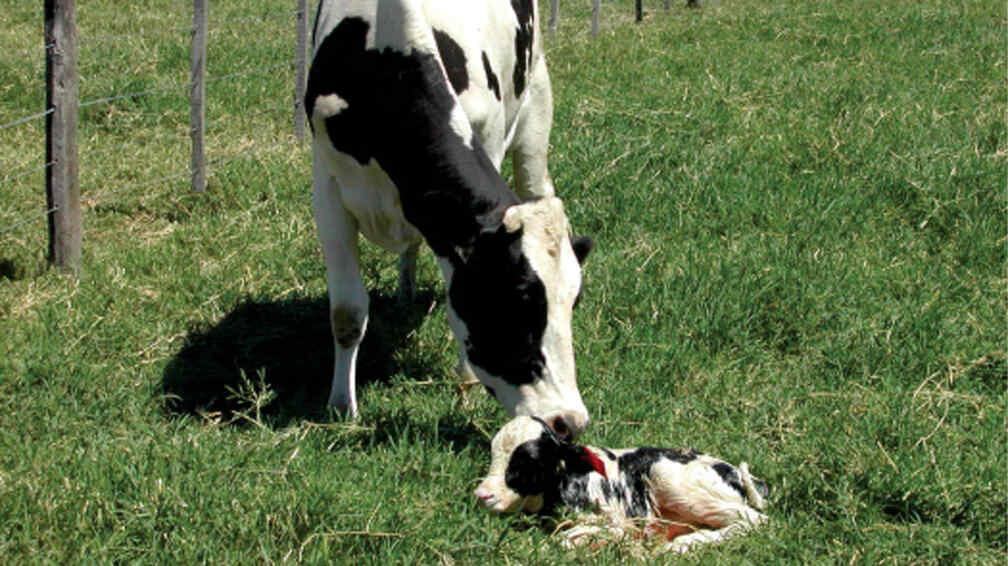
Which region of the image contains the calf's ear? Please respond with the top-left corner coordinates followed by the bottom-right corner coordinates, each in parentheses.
top-left (572, 236), bottom-right (593, 265)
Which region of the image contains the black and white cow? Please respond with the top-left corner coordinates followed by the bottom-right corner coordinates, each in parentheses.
top-left (475, 417), bottom-right (769, 552)
top-left (305, 0), bottom-right (592, 436)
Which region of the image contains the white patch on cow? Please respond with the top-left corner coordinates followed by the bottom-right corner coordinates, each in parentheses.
top-left (314, 94), bottom-right (349, 119)
top-left (374, 0), bottom-right (439, 56)
top-left (648, 457), bottom-right (766, 528)
top-left (498, 198), bottom-right (586, 425)
top-left (474, 416), bottom-right (546, 513)
top-left (315, 143), bottom-right (423, 254)
top-left (448, 102), bottom-right (474, 149)
top-left (500, 89), bottom-right (530, 149)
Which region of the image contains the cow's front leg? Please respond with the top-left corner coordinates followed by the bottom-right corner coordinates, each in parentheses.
top-left (313, 168), bottom-right (369, 416)
top-left (397, 242), bottom-right (420, 303)
top-left (509, 58), bottom-right (557, 200)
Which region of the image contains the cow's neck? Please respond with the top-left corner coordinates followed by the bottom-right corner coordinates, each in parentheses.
top-left (374, 127), bottom-right (518, 261)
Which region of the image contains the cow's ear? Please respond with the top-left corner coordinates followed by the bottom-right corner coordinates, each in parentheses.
top-left (502, 205), bottom-right (523, 233)
top-left (572, 236), bottom-right (593, 265)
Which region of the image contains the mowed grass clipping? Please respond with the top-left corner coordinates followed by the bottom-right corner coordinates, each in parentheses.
top-left (0, 0), bottom-right (1004, 562)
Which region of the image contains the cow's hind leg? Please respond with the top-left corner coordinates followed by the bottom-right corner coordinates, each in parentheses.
top-left (312, 163), bottom-right (369, 416)
top-left (509, 58), bottom-right (556, 200)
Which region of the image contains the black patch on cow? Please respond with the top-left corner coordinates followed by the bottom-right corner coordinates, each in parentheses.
top-left (511, 0), bottom-right (535, 96)
top-left (571, 236), bottom-right (592, 308)
top-left (558, 473), bottom-right (593, 511)
top-left (306, 17), bottom-right (511, 250)
top-left (433, 29), bottom-right (468, 94)
top-left (505, 432), bottom-right (562, 496)
top-left (504, 435), bottom-right (692, 519)
top-left (449, 226), bottom-right (547, 384)
top-left (712, 461), bottom-right (748, 500)
top-left (572, 236), bottom-right (593, 265)
top-left (616, 447), bottom-right (701, 517)
top-left (504, 432), bottom-right (606, 513)
top-left (306, 17), bottom-right (552, 389)
top-left (481, 51), bottom-right (501, 101)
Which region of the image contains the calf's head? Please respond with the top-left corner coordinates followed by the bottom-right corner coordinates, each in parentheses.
top-left (445, 197), bottom-right (592, 439)
top-left (474, 416), bottom-right (603, 513)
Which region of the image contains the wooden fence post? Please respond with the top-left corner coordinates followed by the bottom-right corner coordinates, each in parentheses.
top-left (591, 0), bottom-right (600, 36)
top-left (635, 0), bottom-right (643, 22)
top-left (548, 0), bottom-right (558, 34)
top-left (45, 0), bottom-right (81, 271)
top-left (190, 0), bottom-right (207, 192)
top-left (294, 0), bottom-right (309, 140)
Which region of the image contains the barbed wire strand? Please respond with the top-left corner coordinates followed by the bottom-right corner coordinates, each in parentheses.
top-left (0, 136), bottom-right (299, 238)
top-left (76, 61), bottom-right (290, 111)
top-left (67, 103), bottom-right (288, 180)
top-left (205, 61), bottom-right (292, 85)
top-left (1, 161), bottom-right (54, 185)
top-left (0, 205), bottom-right (59, 237)
top-left (78, 87), bottom-right (186, 110)
top-left (4, 42), bottom-right (55, 59)
top-left (82, 137), bottom-right (297, 206)
top-left (0, 108), bottom-right (54, 131)
top-left (76, 8), bottom-right (299, 46)
top-left (72, 95), bottom-right (288, 169)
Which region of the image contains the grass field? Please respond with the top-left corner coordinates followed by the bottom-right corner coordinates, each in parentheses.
top-left (1, 0), bottom-right (1005, 562)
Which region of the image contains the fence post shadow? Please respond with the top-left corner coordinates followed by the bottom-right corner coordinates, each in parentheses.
top-left (161, 290), bottom-right (438, 426)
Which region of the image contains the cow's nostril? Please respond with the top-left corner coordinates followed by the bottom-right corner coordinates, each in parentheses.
top-left (551, 417), bottom-right (571, 441)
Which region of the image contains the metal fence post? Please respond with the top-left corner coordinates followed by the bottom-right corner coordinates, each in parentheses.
top-left (548, 0), bottom-right (559, 34)
top-left (190, 0), bottom-right (207, 192)
top-left (636, 0), bottom-right (643, 22)
top-left (294, 0), bottom-right (309, 140)
top-left (45, 0), bottom-right (81, 271)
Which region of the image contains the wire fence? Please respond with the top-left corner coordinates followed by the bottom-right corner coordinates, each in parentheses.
top-left (1, 0), bottom-right (688, 268)
top-left (0, 0), bottom-right (314, 269)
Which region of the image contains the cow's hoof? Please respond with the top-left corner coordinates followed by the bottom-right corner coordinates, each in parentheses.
top-left (326, 397), bottom-right (359, 419)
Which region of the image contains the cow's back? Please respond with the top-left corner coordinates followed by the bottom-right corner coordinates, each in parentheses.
top-left (312, 0), bottom-right (544, 164)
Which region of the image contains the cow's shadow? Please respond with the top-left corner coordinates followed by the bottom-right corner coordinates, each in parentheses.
top-left (161, 290), bottom-right (441, 428)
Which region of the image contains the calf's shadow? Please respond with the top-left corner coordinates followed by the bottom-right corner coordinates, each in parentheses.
top-left (161, 290), bottom-right (438, 427)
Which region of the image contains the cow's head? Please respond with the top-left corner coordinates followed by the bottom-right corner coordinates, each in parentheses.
top-left (474, 415), bottom-right (598, 513)
top-left (443, 197), bottom-right (592, 439)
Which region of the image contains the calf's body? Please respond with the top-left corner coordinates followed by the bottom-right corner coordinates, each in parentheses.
top-left (476, 417), bottom-right (769, 552)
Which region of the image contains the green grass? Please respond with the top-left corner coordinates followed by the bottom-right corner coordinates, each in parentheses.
top-left (1, 0), bottom-right (1005, 562)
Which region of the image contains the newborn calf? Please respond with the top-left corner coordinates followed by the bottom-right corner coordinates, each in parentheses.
top-left (474, 416), bottom-right (768, 552)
